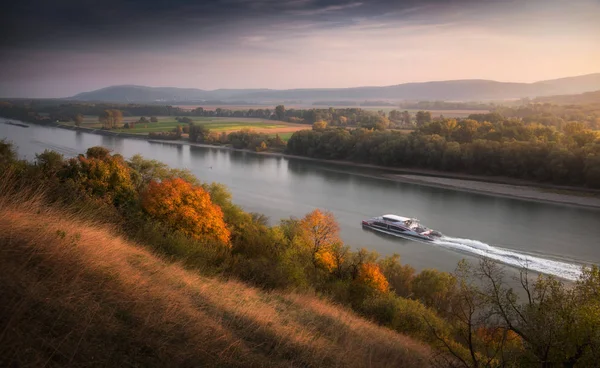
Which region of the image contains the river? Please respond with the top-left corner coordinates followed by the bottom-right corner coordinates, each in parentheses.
top-left (2, 121), bottom-right (600, 281)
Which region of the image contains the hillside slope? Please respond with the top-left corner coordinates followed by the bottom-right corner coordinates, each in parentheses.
top-left (533, 90), bottom-right (600, 105)
top-left (70, 73), bottom-right (600, 103)
top-left (0, 198), bottom-right (431, 367)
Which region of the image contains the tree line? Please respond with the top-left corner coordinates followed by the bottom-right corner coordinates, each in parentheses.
top-left (286, 114), bottom-right (600, 188)
top-left (2, 140), bottom-right (599, 367)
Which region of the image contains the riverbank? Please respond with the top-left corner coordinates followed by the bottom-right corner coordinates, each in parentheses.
top-left (148, 138), bottom-right (600, 210)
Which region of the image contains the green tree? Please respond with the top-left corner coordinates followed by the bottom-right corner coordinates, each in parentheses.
top-left (415, 111), bottom-right (432, 127)
top-left (275, 105), bottom-right (286, 121)
top-left (412, 269), bottom-right (456, 316)
top-left (189, 123), bottom-right (210, 143)
top-left (402, 111), bottom-right (412, 126)
top-left (379, 254), bottom-right (415, 298)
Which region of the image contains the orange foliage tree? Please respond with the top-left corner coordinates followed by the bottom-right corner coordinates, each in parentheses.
top-left (299, 209), bottom-right (340, 267)
top-left (357, 263), bottom-right (389, 293)
top-left (314, 249), bottom-right (336, 272)
top-left (142, 178), bottom-right (230, 244)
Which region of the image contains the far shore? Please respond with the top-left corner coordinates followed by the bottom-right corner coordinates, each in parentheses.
top-left (148, 138), bottom-right (600, 210)
top-left (5, 119), bottom-right (600, 210)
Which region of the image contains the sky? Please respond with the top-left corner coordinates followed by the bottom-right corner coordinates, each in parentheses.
top-left (0, 0), bottom-right (599, 98)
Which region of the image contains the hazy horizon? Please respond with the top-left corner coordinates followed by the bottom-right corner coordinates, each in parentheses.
top-left (1, 0), bottom-right (599, 98)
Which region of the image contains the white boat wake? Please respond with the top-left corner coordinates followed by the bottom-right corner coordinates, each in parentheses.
top-left (432, 236), bottom-right (583, 281)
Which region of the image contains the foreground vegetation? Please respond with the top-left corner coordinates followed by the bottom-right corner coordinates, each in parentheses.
top-left (1, 140), bottom-right (600, 367)
top-left (0, 195), bottom-right (431, 367)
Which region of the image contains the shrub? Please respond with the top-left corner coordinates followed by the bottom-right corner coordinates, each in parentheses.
top-left (359, 293), bottom-right (449, 343)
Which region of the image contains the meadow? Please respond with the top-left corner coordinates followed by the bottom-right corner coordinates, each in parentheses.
top-left (66, 116), bottom-right (307, 139)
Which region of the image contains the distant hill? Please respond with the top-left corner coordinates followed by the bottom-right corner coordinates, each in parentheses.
top-left (70, 73), bottom-right (600, 103)
top-left (71, 85), bottom-right (274, 103)
top-left (533, 90), bottom-right (600, 105)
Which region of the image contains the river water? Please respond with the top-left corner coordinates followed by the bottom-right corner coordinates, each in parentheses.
top-left (2, 122), bottom-right (600, 280)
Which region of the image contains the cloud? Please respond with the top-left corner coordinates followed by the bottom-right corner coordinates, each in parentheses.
top-left (288, 2), bottom-right (364, 16)
top-left (0, 0), bottom-right (599, 97)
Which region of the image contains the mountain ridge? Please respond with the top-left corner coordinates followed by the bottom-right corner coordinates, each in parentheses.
top-left (70, 73), bottom-right (600, 103)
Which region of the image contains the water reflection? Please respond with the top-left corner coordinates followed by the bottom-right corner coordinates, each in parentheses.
top-left (189, 145), bottom-right (210, 160)
top-left (75, 131), bottom-right (84, 147)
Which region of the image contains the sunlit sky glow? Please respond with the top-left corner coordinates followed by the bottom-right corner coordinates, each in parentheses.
top-left (0, 0), bottom-right (598, 97)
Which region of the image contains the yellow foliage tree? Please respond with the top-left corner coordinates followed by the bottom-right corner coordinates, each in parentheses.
top-left (357, 263), bottom-right (389, 293)
top-left (312, 120), bottom-right (328, 131)
top-left (142, 178), bottom-right (230, 244)
top-left (61, 147), bottom-right (136, 206)
top-left (299, 209), bottom-right (340, 267)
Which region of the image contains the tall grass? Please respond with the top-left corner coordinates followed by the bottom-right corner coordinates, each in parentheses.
top-left (0, 180), bottom-right (432, 367)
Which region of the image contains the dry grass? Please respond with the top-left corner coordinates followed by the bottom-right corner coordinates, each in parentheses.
top-left (0, 193), bottom-right (431, 367)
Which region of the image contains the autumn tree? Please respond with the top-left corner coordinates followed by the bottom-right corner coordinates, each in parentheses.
top-left (312, 120), bottom-right (328, 131)
top-left (99, 110), bottom-right (112, 129)
top-left (73, 114), bottom-right (84, 127)
top-left (99, 109), bottom-right (123, 129)
top-left (111, 109), bottom-right (123, 128)
top-left (356, 262), bottom-right (389, 293)
top-left (299, 209), bottom-right (340, 267)
top-left (142, 178), bottom-right (230, 244)
top-left (60, 146), bottom-right (136, 206)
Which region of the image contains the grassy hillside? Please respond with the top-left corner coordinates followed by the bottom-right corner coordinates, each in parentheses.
top-left (0, 195), bottom-right (431, 367)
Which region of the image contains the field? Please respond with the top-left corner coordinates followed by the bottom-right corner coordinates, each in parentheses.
top-left (65, 116), bottom-right (308, 139)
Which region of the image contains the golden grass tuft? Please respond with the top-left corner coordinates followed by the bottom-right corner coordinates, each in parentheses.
top-left (0, 194), bottom-right (432, 367)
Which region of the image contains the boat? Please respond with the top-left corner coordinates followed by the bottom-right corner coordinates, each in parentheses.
top-left (361, 214), bottom-right (443, 241)
top-left (5, 120), bottom-right (29, 128)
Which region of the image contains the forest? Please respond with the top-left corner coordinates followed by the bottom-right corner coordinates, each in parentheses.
top-left (1, 140), bottom-right (600, 367)
top-left (286, 110), bottom-right (600, 188)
